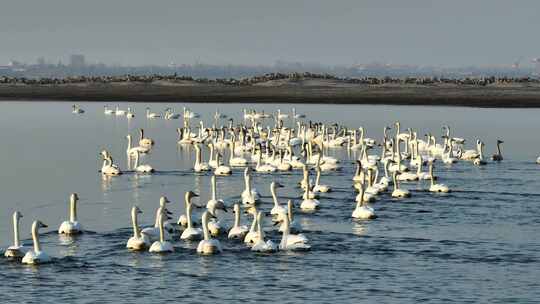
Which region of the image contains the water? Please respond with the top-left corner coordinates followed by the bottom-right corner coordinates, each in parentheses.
top-left (1, 102), bottom-right (539, 303)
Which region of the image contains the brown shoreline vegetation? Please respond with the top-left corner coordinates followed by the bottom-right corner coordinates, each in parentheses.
top-left (1, 73), bottom-right (540, 107)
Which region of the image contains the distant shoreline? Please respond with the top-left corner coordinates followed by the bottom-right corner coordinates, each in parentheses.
top-left (1, 79), bottom-right (540, 107)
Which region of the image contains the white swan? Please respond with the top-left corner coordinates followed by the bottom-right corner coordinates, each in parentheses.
top-left (312, 166), bottom-right (331, 193)
top-left (126, 206), bottom-right (151, 250)
top-left (139, 129), bottom-right (154, 147)
top-left (241, 167), bottom-right (259, 205)
top-left (279, 210), bottom-right (310, 251)
top-left (142, 196), bottom-right (173, 241)
top-left (197, 211), bottom-right (223, 255)
top-left (279, 200), bottom-right (302, 233)
top-left (58, 193), bottom-right (83, 234)
top-left (352, 182), bottom-right (376, 219)
top-left (4, 211), bottom-right (29, 258)
top-left (300, 175), bottom-right (320, 210)
top-left (428, 162), bottom-right (450, 193)
top-left (104, 105), bottom-right (115, 115)
top-left (214, 153), bottom-right (232, 176)
top-left (100, 154), bottom-right (122, 176)
top-left (255, 149), bottom-right (276, 173)
top-left (228, 203), bottom-right (249, 239)
top-left (180, 191), bottom-right (203, 240)
top-left (115, 106), bottom-right (126, 116)
top-left (193, 144), bottom-right (210, 172)
top-left (392, 172), bottom-right (411, 198)
top-left (229, 140), bottom-right (248, 167)
top-left (206, 175), bottom-right (227, 236)
top-left (243, 207), bottom-right (260, 246)
top-left (149, 207), bottom-right (174, 253)
top-left (146, 108), bottom-right (160, 119)
top-left (22, 220), bottom-right (51, 265)
top-left (251, 211), bottom-right (278, 253)
top-left (126, 134), bottom-right (150, 156)
top-left (126, 107), bottom-right (135, 118)
top-left (269, 181), bottom-right (286, 217)
top-left (133, 150), bottom-right (154, 173)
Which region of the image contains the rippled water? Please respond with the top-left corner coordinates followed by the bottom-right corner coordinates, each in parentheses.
top-left (1, 102), bottom-right (539, 303)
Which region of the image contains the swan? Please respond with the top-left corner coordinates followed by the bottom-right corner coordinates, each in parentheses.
top-left (241, 167), bottom-right (260, 205)
top-left (104, 105), bottom-right (115, 115)
top-left (473, 141), bottom-right (487, 166)
top-left (197, 211), bottom-right (223, 255)
top-left (352, 182), bottom-right (377, 219)
top-left (279, 210), bottom-right (310, 251)
top-left (139, 129), bottom-right (154, 147)
top-left (214, 153), bottom-right (232, 176)
top-left (100, 154), bottom-right (121, 176)
top-left (126, 107), bottom-right (135, 118)
top-left (461, 140), bottom-right (481, 160)
top-left (133, 150), bottom-right (154, 173)
top-left (179, 191), bottom-right (203, 240)
top-left (300, 176), bottom-right (320, 211)
top-left (251, 211), bottom-right (278, 253)
top-left (206, 175), bottom-right (227, 236)
top-left (229, 139), bottom-right (248, 167)
top-left (72, 104), bottom-right (84, 114)
top-left (255, 149), bottom-right (276, 173)
top-left (126, 206), bottom-right (151, 250)
top-left (491, 140), bottom-right (504, 161)
top-left (4, 211), bottom-right (29, 258)
top-left (278, 200), bottom-right (301, 233)
top-left (115, 106), bottom-right (126, 116)
top-left (269, 181), bottom-right (286, 216)
top-left (244, 208), bottom-right (260, 246)
top-left (391, 172), bottom-right (411, 198)
top-left (292, 107), bottom-right (306, 119)
top-left (312, 167), bottom-right (331, 193)
top-left (352, 161), bottom-right (365, 183)
top-left (146, 107), bottom-right (160, 119)
top-left (22, 220), bottom-right (51, 265)
top-left (142, 196), bottom-right (173, 241)
top-left (193, 144), bottom-right (210, 172)
top-left (126, 134), bottom-right (150, 156)
top-left (58, 193), bottom-right (83, 234)
top-left (428, 162), bottom-right (450, 193)
top-left (228, 203), bottom-right (249, 239)
top-left (149, 207), bottom-right (174, 253)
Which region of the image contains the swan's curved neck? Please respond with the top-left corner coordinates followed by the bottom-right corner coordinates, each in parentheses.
top-left (202, 212), bottom-right (210, 241)
top-left (393, 173), bottom-right (399, 190)
top-left (315, 169), bottom-right (321, 186)
top-left (127, 136), bottom-right (132, 150)
top-left (13, 213), bottom-right (20, 247)
top-left (70, 197), bottom-right (77, 222)
top-left (131, 209), bottom-right (140, 238)
top-left (256, 214), bottom-right (264, 240)
top-left (357, 184), bottom-right (365, 207)
top-left (429, 164), bottom-right (435, 186)
top-left (234, 206), bottom-right (241, 228)
top-left (211, 176), bottom-right (217, 200)
top-left (271, 184), bottom-right (279, 207)
top-left (195, 147), bottom-right (202, 166)
top-left (158, 209), bottom-right (165, 243)
top-left (134, 151), bottom-right (140, 168)
top-left (31, 222), bottom-right (41, 252)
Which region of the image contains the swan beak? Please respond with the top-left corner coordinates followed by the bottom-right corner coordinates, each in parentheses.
top-left (192, 193), bottom-right (199, 197)
top-left (166, 210), bottom-right (173, 215)
top-left (41, 223), bottom-right (48, 228)
top-left (272, 221), bottom-right (281, 226)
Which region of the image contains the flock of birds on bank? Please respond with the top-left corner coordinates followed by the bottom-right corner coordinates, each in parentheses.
top-left (3, 105), bottom-right (531, 265)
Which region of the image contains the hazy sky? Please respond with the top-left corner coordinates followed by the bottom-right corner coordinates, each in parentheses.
top-left (1, 0), bottom-right (538, 66)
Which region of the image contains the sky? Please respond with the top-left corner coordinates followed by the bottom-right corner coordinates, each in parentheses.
top-left (1, 0), bottom-right (539, 67)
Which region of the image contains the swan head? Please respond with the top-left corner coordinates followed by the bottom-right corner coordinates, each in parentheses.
top-left (185, 191), bottom-right (199, 202)
top-left (497, 139), bottom-right (504, 144)
top-left (159, 196), bottom-right (171, 207)
top-left (133, 206), bottom-right (143, 215)
top-left (14, 211), bottom-right (23, 220)
top-left (70, 193), bottom-right (79, 203)
top-left (34, 220), bottom-right (48, 230)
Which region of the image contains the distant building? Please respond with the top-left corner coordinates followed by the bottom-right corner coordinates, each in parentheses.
top-left (70, 54), bottom-right (85, 67)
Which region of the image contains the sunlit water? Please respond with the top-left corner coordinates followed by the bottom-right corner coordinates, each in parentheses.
top-left (1, 102), bottom-right (539, 303)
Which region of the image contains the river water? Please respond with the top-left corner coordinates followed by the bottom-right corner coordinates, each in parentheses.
top-left (1, 102), bottom-right (539, 303)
